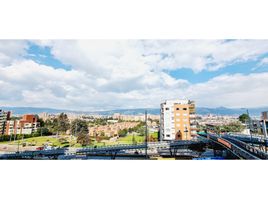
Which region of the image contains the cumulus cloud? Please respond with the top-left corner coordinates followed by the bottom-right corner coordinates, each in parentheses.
top-left (0, 40), bottom-right (28, 66)
top-left (258, 57), bottom-right (268, 66)
top-left (186, 73), bottom-right (268, 108)
top-left (1, 40), bottom-right (268, 110)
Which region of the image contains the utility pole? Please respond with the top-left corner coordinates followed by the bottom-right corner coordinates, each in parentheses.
top-left (145, 110), bottom-right (148, 159)
top-left (247, 109), bottom-right (253, 146)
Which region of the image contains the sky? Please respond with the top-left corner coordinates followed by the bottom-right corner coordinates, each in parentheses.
top-left (1, 40), bottom-right (268, 111)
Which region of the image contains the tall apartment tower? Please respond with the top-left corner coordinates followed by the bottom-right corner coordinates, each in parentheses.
top-left (160, 99), bottom-right (196, 141)
top-left (0, 109), bottom-right (11, 135)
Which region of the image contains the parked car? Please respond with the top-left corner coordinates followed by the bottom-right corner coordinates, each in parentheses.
top-left (36, 147), bottom-right (44, 151)
top-left (44, 146), bottom-right (53, 150)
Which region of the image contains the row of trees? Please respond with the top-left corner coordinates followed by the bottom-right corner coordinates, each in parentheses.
top-left (40, 113), bottom-right (90, 146)
top-left (213, 121), bottom-right (245, 133)
top-left (44, 113), bottom-right (70, 134)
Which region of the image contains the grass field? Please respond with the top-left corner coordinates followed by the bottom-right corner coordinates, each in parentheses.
top-left (0, 135), bottom-right (82, 148)
top-left (0, 132), bottom-right (159, 148)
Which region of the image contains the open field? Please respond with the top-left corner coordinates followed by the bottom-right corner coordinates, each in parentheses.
top-left (0, 132), bottom-right (159, 151)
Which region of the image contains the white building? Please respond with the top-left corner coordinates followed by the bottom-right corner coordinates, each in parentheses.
top-left (160, 99), bottom-right (196, 141)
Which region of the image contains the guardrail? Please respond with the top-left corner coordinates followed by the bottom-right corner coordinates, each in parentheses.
top-left (199, 132), bottom-right (267, 159)
top-left (222, 135), bottom-right (268, 159)
top-left (0, 140), bottom-right (207, 159)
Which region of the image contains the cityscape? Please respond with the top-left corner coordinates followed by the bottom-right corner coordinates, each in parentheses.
top-left (2, 3), bottom-right (268, 200)
top-left (1, 40), bottom-right (268, 160)
top-left (0, 100), bottom-right (268, 159)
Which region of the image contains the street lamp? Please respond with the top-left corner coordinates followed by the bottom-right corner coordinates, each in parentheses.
top-left (145, 110), bottom-right (148, 159)
top-left (185, 127), bottom-right (188, 140)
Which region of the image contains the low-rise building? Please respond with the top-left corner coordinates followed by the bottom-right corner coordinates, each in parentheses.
top-left (89, 122), bottom-right (139, 137)
top-left (5, 114), bottom-right (39, 135)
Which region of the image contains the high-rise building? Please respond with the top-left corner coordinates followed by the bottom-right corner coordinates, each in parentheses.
top-left (0, 109), bottom-right (11, 135)
top-left (160, 99), bottom-right (196, 141)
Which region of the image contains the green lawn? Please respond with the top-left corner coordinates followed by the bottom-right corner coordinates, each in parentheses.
top-left (0, 135), bottom-right (79, 147)
top-left (0, 132), bottom-right (159, 148)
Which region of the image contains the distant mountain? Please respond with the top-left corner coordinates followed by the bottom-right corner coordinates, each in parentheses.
top-left (196, 107), bottom-right (268, 117)
top-left (0, 106), bottom-right (71, 115)
top-left (96, 108), bottom-right (160, 115)
top-left (1, 106), bottom-right (268, 117)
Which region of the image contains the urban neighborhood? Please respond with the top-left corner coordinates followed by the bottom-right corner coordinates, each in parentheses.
top-left (1, 99), bottom-right (268, 160)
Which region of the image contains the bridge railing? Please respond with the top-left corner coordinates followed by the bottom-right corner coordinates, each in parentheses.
top-left (222, 135), bottom-right (268, 159)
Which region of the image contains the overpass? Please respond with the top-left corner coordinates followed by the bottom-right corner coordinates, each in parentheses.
top-left (198, 132), bottom-right (268, 160)
top-left (0, 139), bottom-right (207, 160)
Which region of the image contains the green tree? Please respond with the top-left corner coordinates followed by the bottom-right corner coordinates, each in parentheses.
top-left (57, 113), bottom-right (70, 134)
top-left (71, 119), bottom-right (90, 146)
top-left (132, 134), bottom-right (137, 145)
top-left (36, 127), bottom-right (51, 136)
top-left (118, 128), bottom-right (128, 137)
top-left (238, 113), bottom-right (250, 123)
top-left (77, 132), bottom-right (90, 146)
top-left (36, 116), bottom-right (45, 127)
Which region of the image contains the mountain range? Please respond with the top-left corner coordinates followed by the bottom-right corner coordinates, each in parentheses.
top-left (1, 106), bottom-right (268, 117)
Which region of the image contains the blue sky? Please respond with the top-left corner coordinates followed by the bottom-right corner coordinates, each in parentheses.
top-left (24, 41), bottom-right (268, 84)
top-left (25, 43), bottom-right (72, 70)
top-left (167, 55), bottom-right (268, 83)
top-left (1, 40), bottom-right (268, 110)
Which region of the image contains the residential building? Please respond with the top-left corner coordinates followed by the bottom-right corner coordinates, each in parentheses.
top-left (17, 114), bottom-right (39, 134)
top-left (89, 122), bottom-right (139, 138)
top-left (5, 120), bottom-right (19, 135)
top-left (160, 99), bottom-right (196, 141)
top-left (0, 109), bottom-right (11, 135)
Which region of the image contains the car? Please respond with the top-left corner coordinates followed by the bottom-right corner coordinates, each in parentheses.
top-left (36, 147), bottom-right (44, 151)
top-left (44, 146), bottom-right (53, 150)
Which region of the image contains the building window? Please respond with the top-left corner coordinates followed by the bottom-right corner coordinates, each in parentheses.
top-left (165, 108), bottom-right (169, 110)
top-left (176, 108), bottom-right (180, 110)
top-left (166, 134), bottom-right (170, 137)
top-left (183, 108), bottom-right (187, 110)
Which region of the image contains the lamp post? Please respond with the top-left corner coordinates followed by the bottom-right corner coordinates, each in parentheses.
top-left (246, 109), bottom-right (253, 146)
top-left (145, 110), bottom-right (148, 159)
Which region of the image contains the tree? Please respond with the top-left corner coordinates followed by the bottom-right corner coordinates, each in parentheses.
top-left (118, 128), bottom-right (128, 137)
top-left (132, 134), bottom-right (137, 145)
top-left (77, 132), bottom-right (90, 146)
top-left (36, 127), bottom-right (51, 136)
top-left (238, 114), bottom-right (250, 123)
top-left (71, 119), bottom-right (90, 146)
top-left (57, 113), bottom-right (70, 134)
top-left (36, 116), bottom-right (45, 127)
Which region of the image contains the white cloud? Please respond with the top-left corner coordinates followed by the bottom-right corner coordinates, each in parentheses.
top-left (1, 59), bottom-right (268, 110)
top-left (258, 57), bottom-right (268, 66)
top-left (0, 40), bottom-right (28, 66)
top-left (1, 40), bottom-right (268, 110)
top-left (186, 73), bottom-right (268, 108)
top-left (35, 40), bottom-right (268, 75)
